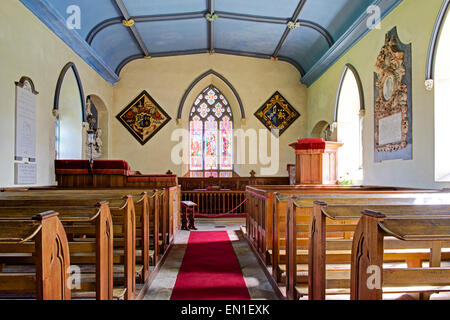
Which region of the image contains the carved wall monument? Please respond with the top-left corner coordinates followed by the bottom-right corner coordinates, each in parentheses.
top-left (374, 27), bottom-right (412, 162)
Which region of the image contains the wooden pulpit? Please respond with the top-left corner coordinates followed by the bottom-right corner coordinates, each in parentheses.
top-left (290, 138), bottom-right (343, 185)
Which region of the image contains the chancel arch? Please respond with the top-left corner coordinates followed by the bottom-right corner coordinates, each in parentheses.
top-left (54, 62), bottom-right (86, 160)
top-left (334, 64), bottom-right (365, 184)
top-left (434, 2), bottom-right (450, 181)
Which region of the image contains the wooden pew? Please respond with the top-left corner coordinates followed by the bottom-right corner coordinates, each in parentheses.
top-left (0, 211), bottom-right (71, 300)
top-left (245, 185), bottom-right (436, 266)
top-left (0, 193), bottom-right (136, 299)
top-left (26, 185), bottom-right (181, 264)
top-left (271, 191), bottom-right (446, 284)
top-left (0, 186), bottom-right (182, 291)
top-left (285, 196), bottom-right (450, 300)
top-left (0, 203), bottom-right (114, 299)
top-left (351, 210), bottom-right (450, 300)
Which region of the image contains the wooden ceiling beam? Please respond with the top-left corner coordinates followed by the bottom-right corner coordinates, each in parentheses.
top-left (114, 0), bottom-right (150, 57)
top-left (272, 0), bottom-right (308, 58)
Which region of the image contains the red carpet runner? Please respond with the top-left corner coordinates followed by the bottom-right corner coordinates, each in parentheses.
top-left (170, 231), bottom-right (251, 300)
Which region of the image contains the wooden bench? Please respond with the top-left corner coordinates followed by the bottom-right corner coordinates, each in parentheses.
top-left (0, 203), bottom-right (116, 299)
top-left (245, 185), bottom-right (436, 267)
top-left (0, 211), bottom-right (71, 300)
top-left (0, 186), bottom-right (182, 296)
top-left (270, 191), bottom-right (447, 284)
top-left (0, 193), bottom-right (136, 299)
top-left (285, 196), bottom-right (450, 300)
top-left (351, 210), bottom-right (450, 300)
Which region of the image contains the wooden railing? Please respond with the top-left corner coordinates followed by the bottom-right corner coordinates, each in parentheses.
top-left (179, 175), bottom-right (289, 191)
top-left (181, 190), bottom-right (246, 215)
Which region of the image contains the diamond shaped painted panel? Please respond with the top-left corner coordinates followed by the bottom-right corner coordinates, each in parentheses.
top-left (254, 91), bottom-right (300, 137)
top-left (116, 90), bottom-right (171, 145)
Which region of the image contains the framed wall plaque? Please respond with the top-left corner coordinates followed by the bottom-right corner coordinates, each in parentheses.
top-left (15, 77), bottom-right (38, 161)
top-left (374, 27), bottom-right (412, 162)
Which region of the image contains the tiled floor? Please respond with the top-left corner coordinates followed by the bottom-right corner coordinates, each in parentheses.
top-left (143, 218), bottom-right (279, 300)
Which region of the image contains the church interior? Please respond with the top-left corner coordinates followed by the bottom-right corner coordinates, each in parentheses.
top-left (2, 0), bottom-right (450, 304)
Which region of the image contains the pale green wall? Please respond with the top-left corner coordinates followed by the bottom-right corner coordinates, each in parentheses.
top-left (306, 0), bottom-right (446, 189)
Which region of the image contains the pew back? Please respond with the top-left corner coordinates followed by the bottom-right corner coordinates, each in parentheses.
top-left (0, 211), bottom-right (71, 300)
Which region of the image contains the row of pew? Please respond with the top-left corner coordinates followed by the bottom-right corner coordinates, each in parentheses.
top-left (245, 185), bottom-right (450, 300)
top-left (0, 186), bottom-right (181, 300)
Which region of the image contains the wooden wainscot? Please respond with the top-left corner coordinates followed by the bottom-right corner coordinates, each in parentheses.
top-left (290, 138), bottom-right (343, 185)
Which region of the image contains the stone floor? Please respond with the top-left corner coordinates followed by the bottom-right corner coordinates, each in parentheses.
top-left (143, 218), bottom-right (279, 300)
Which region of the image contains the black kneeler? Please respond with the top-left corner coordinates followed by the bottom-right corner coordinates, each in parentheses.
top-left (181, 201), bottom-right (197, 231)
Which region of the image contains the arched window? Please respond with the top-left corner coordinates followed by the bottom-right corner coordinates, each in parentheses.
top-left (434, 4), bottom-right (450, 181)
top-left (189, 86), bottom-right (233, 177)
top-left (335, 65), bottom-right (364, 184)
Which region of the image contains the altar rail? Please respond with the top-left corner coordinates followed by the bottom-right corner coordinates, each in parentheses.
top-left (181, 190), bottom-right (246, 215)
top-left (179, 176), bottom-right (289, 191)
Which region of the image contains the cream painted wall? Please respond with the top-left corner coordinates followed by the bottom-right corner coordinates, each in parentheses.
top-left (58, 69), bottom-right (83, 160)
top-left (0, 0), bottom-right (113, 187)
top-left (112, 54), bottom-right (307, 177)
top-left (306, 0), bottom-right (446, 189)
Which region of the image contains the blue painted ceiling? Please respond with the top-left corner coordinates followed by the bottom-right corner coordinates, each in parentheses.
top-left (20, 0), bottom-right (403, 85)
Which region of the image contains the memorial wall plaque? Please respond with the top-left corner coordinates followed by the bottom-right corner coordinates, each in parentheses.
top-left (374, 27), bottom-right (412, 162)
top-left (15, 77), bottom-right (38, 160)
top-left (14, 77), bottom-right (38, 185)
top-left (15, 163), bottom-right (37, 185)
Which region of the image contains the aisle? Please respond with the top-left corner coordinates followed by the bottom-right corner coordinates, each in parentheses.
top-left (143, 218), bottom-right (278, 300)
top-left (170, 231), bottom-right (250, 300)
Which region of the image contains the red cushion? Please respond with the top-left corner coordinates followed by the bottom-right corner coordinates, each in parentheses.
top-left (55, 160), bottom-right (130, 175)
top-left (292, 138), bottom-right (326, 150)
top-left (93, 160), bottom-right (130, 175)
top-left (55, 160), bottom-right (90, 174)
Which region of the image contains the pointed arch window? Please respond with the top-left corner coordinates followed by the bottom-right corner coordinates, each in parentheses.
top-left (335, 65), bottom-right (364, 184)
top-left (433, 2), bottom-right (450, 181)
top-left (189, 86), bottom-right (233, 174)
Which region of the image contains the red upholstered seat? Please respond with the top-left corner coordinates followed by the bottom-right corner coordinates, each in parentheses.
top-left (55, 160), bottom-right (130, 175)
top-left (291, 138), bottom-right (326, 150)
top-left (55, 160), bottom-right (177, 185)
top-left (55, 160), bottom-right (90, 175)
top-left (93, 160), bottom-right (130, 175)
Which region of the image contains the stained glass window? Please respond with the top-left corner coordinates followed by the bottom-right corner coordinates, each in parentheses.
top-left (189, 86), bottom-right (233, 171)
